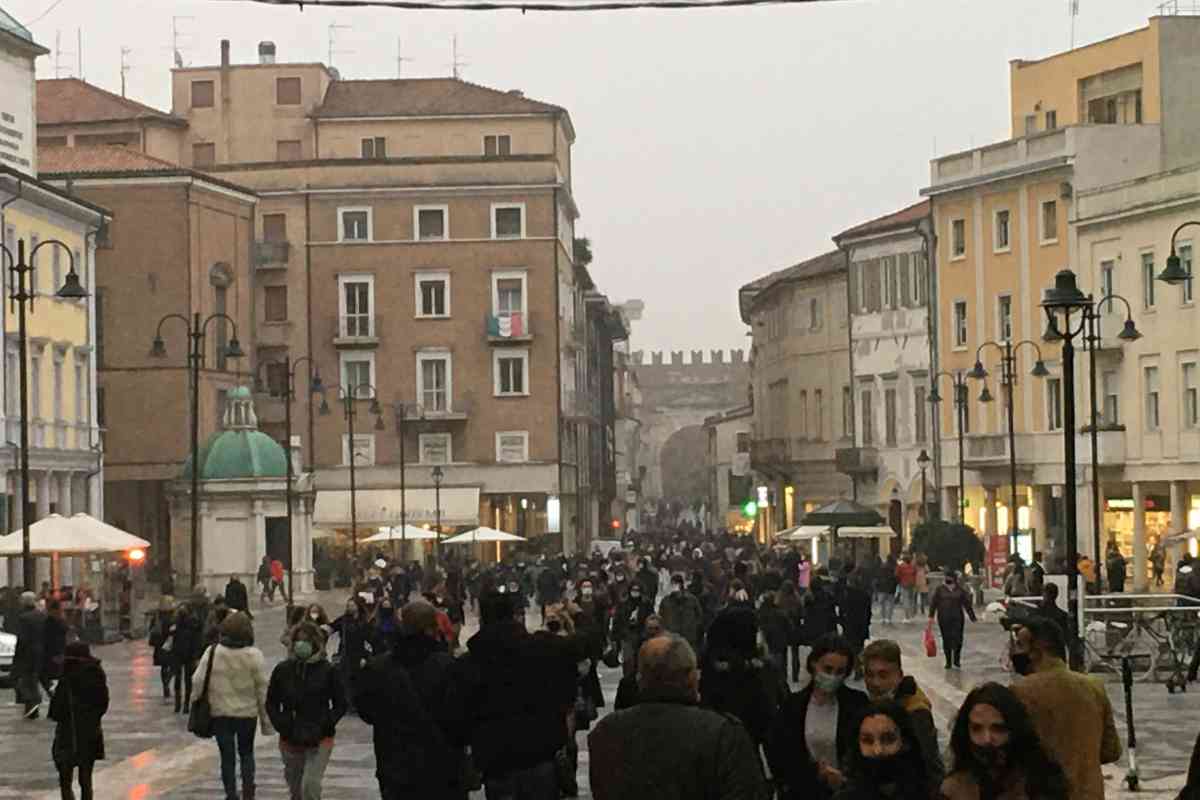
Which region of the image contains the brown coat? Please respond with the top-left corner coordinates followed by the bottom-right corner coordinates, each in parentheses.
top-left (1011, 658), bottom-right (1121, 800)
top-left (939, 770), bottom-right (1031, 800)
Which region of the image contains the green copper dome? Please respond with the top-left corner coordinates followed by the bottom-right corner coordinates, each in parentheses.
top-left (179, 386), bottom-right (287, 480)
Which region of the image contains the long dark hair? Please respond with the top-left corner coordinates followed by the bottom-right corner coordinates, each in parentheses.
top-left (842, 701), bottom-right (930, 798)
top-left (949, 683), bottom-right (1067, 799)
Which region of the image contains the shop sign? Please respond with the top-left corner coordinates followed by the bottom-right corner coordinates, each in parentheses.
top-left (1105, 496), bottom-right (1172, 511)
top-left (987, 534), bottom-right (1009, 589)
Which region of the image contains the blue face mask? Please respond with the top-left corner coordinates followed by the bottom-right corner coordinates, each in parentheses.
top-left (293, 640), bottom-right (315, 661)
top-left (813, 672), bottom-right (845, 693)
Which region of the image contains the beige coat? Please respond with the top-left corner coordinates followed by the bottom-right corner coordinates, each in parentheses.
top-left (193, 643), bottom-right (274, 733)
top-left (940, 770), bottom-right (1030, 800)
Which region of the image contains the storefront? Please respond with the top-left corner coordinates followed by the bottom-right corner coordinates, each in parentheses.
top-left (1102, 493), bottom-right (1172, 556)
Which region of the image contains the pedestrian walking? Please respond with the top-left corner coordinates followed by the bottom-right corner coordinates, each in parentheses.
top-left (775, 581), bottom-right (805, 683)
top-left (928, 571), bottom-right (976, 669)
top-left (1028, 551), bottom-right (1047, 596)
top-left (914, 554), bottom-right (930, 615)
top-left (149, 596), bottom-right (178, 704)
top-left (330, 596), bottom-right (371, 712)
top-left (612, 581), bottom-right (655, 677)
top-left (171, 600), bottom-right (204, 714)
top-left (756, 592), bottom-right (791, 676)
top-left (860, 640), bottom-right (943, 787)
top-left (767, 633), bottom-right (870, 800)
top-left (1105, 545), bottom-right (1127, 593)
top-left (701, 603), bottom-right (786, 750)
top-left (838, 570), bottom-right (872, 668)
top-left (895, 554), bottom-right (918, 621)
top-left (1151, 541), bottom-right (1166, 588)
top-left (257, 556), bottom-right (273, 603)
top-left (1009, 616), bottom-right (1121, 799)
top-left (831, 701), bottom-right (930, 800)
top-left (193, 612), bottom-right (274, 800)
top-left (589, 634), bottom-right (770, 800)
top-left (14, 590), bottom-right (47, 719)
top-left (1003, 564), bottom-right (1028, 598)
top-left (48, 642), bottom-right (109, 800)
top-left (941, 682), bottom-right (1068, 800)
top-left (657, 573), bottom-right (703, 654)
top-left (876, 555), bottom-right (899, 624)
top-left (270, 558), bottom-right (285, 602)
top-left (224, 574), bottom-right (251, 617)
top-left (266, 622), bottom-right (346, 800)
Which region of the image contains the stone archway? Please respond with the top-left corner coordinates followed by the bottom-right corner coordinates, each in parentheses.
top-left (659, 425), bottom-right (708, 509)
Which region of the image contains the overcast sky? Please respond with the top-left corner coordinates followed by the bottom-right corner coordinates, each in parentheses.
top-left (8, 0), bottom-right (1157, 353)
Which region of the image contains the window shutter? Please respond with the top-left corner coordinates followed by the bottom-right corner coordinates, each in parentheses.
top-left (868, 259), bottom-right (882, 312)
top-left (847, 262), bottom-right (859, 313)
top-left (898, 253), bottom-right (911, 307)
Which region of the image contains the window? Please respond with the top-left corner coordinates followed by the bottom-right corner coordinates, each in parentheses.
top-left (1102, 370), bottom-right (1120, 427)
top-left (912, 251), bottom-right (928, 306)
top-left (30, 353), bottom-right (41, 418)
top-left (276, 77), bottom-right (302, 105)
top-left (340, 353), bottom-right (374, 397)
top-left (1046, 377), bottom-right (1062, 431)
top-left (1145, 366), bottom-right (1160, 431)
top-left (265, 361), bottom-right (289, 397)
top-left (1045, 110), bottom-right (1057, 130)
top-left (214, 285), bottom-right (228, 370)
top-left (419, 433), bottom-right (451, 464)
top-left (959, 381), bottom-right (971, 434)
top-left (1181, 243), bottom-right (1194, 304)
top-left (1040, 200), bottom-right (1058, 243)
top-left (276, 140), bottom-right (302, 161)
top-left (484, 134), bottom-right (511, 156)
top-left (1024, 114), bottom-right (1037, 136)
top-left (860, 389), bottom-right (874, 445)
top-left (884, 256), bottom-right (899, 309)
top-left (95, 289), bottom-right (105, 366)
top-left (953, 301), bottom-right (968, 347)
top-left (341, 434), bottom-right (376, 467)
top-left (492, 204), bottom-right (525, 239)
top-left (998, 295), bottom-right (1013, 341)
top-left (994, 209), bottom-right (1010, 252)
top-left (74, 358), bottom-right (85, 422)
top-left (192, 143), bottom-right (216, 167)
top-left (339, 276), bottom-right (373, 337)
top-left (51, 247), bottom-right (61, 294)
top-left (884, 387), bottom-right (897, 446)
top-left (338, 208), bottom-right (371, 242)
top-left (263, 213), bottom-right (287, 242)
top-left (1142, 252), bottom-right (1156, 309)
top-left (493, 271), bottom-right (527, 319)
top-left (814, 389), bottom-right (824, 440)
top-left (1100, 260), bottom-right (1115, 313)
top-left (951, 219), bottom-right (965, 258)
top-left (191, 80), bottom-right (214, 108)
top-left (415, 272), bottom-right (450, 318)
top-left (494, 349), bottom-right (529, 396)
top-left (415, 205), bottom-right (448, 241)
top-left (53, 358), bottom-right (63, 423)
top-left (914, 386), bottom-right (927, 442)
top-left (417, 352), bottom-right (451, 412)
top-left (736, 431), bottom-right (751, 453)
top-left (842, 385), bottom-right (852, 439)
top-left (799, 391), bottom-right (808, 438)
top-left (361, 137), bottom-right (386, 158)
top-left (809, 297), bottom-right (821, 330)
top-left (264, 286), bottom-right (288, 322)
top-left (496, 431), bottom-right (529, 463)
top-left (1184, 363), bottom-right (1198, 429)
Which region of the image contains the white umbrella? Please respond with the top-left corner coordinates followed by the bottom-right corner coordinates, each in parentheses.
top-left (781, 525), bottom-right (830, 542)
top-left (442, 527), bottom-right (526, 544)
top-left (363, 525), bottom-right (440, 543)
top-left (0, 513), bottom-right (150, 556)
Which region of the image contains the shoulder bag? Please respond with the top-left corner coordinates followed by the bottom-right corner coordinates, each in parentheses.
top-left (187, 645), bottom-right (217, 738)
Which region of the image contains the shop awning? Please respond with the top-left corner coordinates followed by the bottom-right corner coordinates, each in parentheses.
top-left (838, 525), bottom-right (898, 538)
top-left (313, 488), bottom-right (481, 528)
top-left (780, 525), bottom-right (830, 541)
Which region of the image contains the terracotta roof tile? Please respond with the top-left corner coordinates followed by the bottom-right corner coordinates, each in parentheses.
top-left (37, 78), bottom-right (185, 126)
top-left (834, 199), bottom-right (929, 241)
top-left (38, 145), bottom-right (181, 173)
top-left (316, 77), bottom-right (565, 119)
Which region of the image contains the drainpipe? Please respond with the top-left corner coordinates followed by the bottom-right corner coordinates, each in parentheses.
top-left (916, 216), bottom-right (942, 516)
top-left (2, 179), bottom-right (24, 512)
top-left (837, 244), bottom-right (858, 503)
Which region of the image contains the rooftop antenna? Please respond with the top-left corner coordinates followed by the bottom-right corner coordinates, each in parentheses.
top-left (396, 37), bottom-right (415, 77)
top-left (1069, 0), bottom-right (1079, 49)
top-left (120, 46), bottom-right (132, 97)
top-left (53, 30), bottom-right (75, 78)
top-left (328, 23), bottom-right (353, 69)
top-left (450, 34), bottom-right (468, 79)
top-left (170, 16), bottom-right (195, 68)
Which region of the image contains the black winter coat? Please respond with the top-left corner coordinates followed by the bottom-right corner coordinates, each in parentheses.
top-left (224, 579), bottom-right (249, 613)
top-left (13, 607), bottom-right (45, 676)
top-left (767, 684), bottom-right (870, 800)
top-left (838, 586), bottom-right (872, 646)
top-left (266, 657), bottom-right (346, 747)
top-left (330, 613), bottom-right (371, 671)
top-left (171, 609), bottom-right (204, 665)
top-left (801, 586), bottom-right (840, 644)
top-left (42, 615), bottom-right (69, 679)
top-left (699, 654), bottom-right (785, 747)
top-left (49, 655), bottom-right (109, 766)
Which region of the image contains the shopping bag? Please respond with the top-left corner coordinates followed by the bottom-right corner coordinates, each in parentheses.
top-left (924, 623), bottom-right (938, 658)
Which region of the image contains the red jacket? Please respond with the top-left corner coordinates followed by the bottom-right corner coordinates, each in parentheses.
top-left (895, 561), bottom-right (917, 588)
top-left (270, 560), bottom-right (284, 583)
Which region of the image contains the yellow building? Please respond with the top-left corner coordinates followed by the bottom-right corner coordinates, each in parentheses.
top-left (923, 14), bottom-right (1200, 567)
top-left (0, 11), bottom-right (111, 588)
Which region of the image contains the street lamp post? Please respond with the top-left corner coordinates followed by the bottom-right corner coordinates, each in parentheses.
top-left (432, 464), bottom-right (444, 564)
top-left (930, 371), bottom-right (969, 522)
top-left (152, 314), bottom-right (245, 593)
top-left (968, 339), bottom-right (1049, 554)
top-left (916, 448), bottom-right (931, 522)
top-left (255, 356), bottom-right (323, 608)
top-left (319, 383), bottom-right (384, 567)
top-left (0, 238), bottom-right (87, 589)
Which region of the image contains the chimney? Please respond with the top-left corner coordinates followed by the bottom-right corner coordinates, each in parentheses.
top-left (258, 41), bottom-right (276, 64)
top-left (220, 39), bottom-right (230, 67)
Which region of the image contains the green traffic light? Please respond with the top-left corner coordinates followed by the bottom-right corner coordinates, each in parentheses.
top-left (742, 500), bottom-right (758, 518)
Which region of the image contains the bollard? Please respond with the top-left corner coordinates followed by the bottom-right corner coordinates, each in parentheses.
top-left (1123, 655), bottom-right (1139, 791)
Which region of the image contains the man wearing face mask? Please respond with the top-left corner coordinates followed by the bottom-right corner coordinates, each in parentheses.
top-left (927, 571), bottom-right (976, 669)
top-left (860, 640), bottom-right (943, 788)
top-left (1009, 616), bottom-right (1121, 800)
top-left (570, 579), bottom-right (608, 726)
top-left (658, 573), bottom-right (703, 653)
top-left (612, 582), bottom-right (655, 677)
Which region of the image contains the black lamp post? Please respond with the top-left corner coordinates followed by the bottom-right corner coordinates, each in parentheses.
top-left (432, 464), bottom-right (444, 563)
top-left (0, 238), bottom-right (87, 590)
top-left (1041, 268), bottom-right (1092, 668)
top-left (968, 339), bottom-right (1049, 553)
top-left (916, 448), bottom-right (932, 522)
top-left (1158, 221), bottom-right (1200, 287)
top-left (929, 371), bottom-right (969, 522)
top-left (319, 383), bottom-right (383, 565)
top-left (255, 356), bottom-right (323, 608)
top-left (151, 313), bottom-right (244, 593)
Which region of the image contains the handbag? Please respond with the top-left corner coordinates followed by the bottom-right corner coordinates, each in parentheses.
top-left (187, 645), bottom-right (217, 738)
top-left (923, 622), bottom-right (938, 658)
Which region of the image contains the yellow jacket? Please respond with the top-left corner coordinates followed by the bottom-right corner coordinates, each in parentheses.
top-left (1011, 658), bottom-right (1121, 800)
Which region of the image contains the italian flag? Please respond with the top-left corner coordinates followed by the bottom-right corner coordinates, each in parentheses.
top-left (491, 312), bottom-right (525, 337)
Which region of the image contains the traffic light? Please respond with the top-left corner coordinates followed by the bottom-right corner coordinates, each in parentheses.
top-left (742, 500), bottom-right (758, 518)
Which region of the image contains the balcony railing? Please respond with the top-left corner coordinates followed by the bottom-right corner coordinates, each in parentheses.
top-left (835, 446), bottom-right (879, 476)
top-left (253, 240), bottom-right (290, 268)
top-left (486, 311), bottom-right (533, 343)
top-left (965, 433), bottom-right (1008, 463)
top-left (333, 315), bottom-right (380, 348)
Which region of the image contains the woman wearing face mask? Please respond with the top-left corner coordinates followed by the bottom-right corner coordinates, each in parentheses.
top-left (767, 633), bottom-right (870, 800)
top-left (369, 598), bottom-right (399, 655)
top-left (928, 571), bottom-right (976, 670)
top-left (266, 622), bottom-right (347, 800)
top-left (329, 597), bottom-right (370, 714)
top-left (940, 682), bottom-right (1067, 800)
top-left (833, 701), bottom-right (930, 800)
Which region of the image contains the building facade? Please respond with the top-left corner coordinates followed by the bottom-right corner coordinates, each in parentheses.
top-left (833, 200), bottom-right (935, 543)
top-left (703, 404), bottom-right (753, 534)
top-left (740, 250), bottom-right (853, 540)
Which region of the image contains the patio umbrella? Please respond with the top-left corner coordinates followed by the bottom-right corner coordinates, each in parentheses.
top-left (801, 499), bottom-right (886, 552)
top-left (442, 527), bottom-right (526, 544)
top-left (363, 525), bottom-right (440, 543)
top-left (0, 513), bottom-right (150, 555)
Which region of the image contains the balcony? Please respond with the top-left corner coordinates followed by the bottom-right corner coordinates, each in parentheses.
top-left (963, 433), bottom-right (1009, 468)
top-left (835, 446), bottom-right (879, 476)
top-left (751, 438), bottom-right (789, 466)
top-left (1078, 426), bottom-right (1127, 466)
top-left (253, 240), bottom-right (290, 269)
top-left (257, 321), bottom-right (293, 349)
top-left (333, 315), bottom-right (380, 349)
top-left (487, 311), bottom-right (533, 344)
